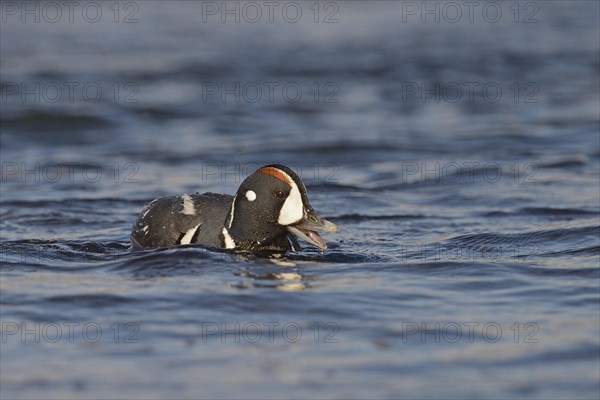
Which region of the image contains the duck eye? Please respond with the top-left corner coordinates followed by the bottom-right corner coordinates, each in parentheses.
top-left (273, 190), bottom-right (286, 200)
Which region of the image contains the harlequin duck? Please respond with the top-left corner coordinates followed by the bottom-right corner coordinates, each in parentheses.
top-left (131, 164), bottom-right (337, 251)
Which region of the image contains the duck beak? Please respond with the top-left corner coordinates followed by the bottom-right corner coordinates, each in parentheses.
top-left (286, 209), bottom-right (337, 250)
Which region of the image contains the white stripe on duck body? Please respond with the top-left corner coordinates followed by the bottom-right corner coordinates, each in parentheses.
top-left (130, 164), bottom-right (337, 251)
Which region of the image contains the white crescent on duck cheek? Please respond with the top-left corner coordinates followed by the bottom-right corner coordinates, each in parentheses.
top-left (278, 181), bottom-right (304, 225)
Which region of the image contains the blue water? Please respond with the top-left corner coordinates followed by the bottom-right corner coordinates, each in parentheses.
top-left (1, 1), bottom-right (599, 399)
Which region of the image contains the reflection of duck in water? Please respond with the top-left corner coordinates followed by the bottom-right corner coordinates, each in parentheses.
top-left (237, 268), bottom-right (308, 292)
top-left (131, 164), bottom-right (337, 252)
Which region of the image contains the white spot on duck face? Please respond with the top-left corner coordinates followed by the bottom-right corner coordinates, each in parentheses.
top-left (142, 225), bottom-right (149, 234)
top-left (245, 190), bottom-right (256, 201)
top-left (180, 194), bottom-right (196, 215)
top-left (278, 181), bottom-right (304, 225)
top-left (180, 224), bottom-right (200, 245)
top-left (222, 227), bottom-right (236, 249)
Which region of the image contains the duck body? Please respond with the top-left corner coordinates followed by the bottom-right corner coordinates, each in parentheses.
top-left (130, 164), bottom-right (336, 252)
top-left (131, 193), bottom-right (232, 249)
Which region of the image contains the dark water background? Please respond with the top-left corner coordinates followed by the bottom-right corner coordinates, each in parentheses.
top-left (1, 1), bottom-right (599, 399)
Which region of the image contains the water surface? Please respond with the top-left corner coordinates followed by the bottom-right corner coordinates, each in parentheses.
top-left (1, 2), bottom-right (599, 399)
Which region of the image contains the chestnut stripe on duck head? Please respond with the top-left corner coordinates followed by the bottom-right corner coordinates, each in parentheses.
top-left (258, 166), bottom-right (295, 186)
